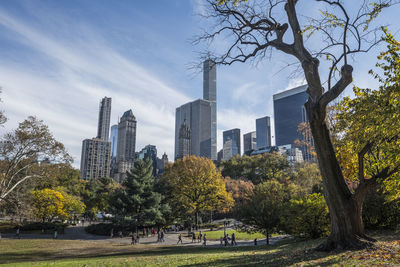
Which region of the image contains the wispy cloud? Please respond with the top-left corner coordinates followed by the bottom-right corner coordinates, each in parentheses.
top-left (0, 6), bottom-right (190, 167)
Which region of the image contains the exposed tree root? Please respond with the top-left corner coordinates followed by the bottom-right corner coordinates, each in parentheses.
top-left (316, 234), bottom-right (376, 252)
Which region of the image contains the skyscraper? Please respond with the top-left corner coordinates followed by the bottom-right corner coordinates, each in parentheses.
top-left (174, 60), bottom-right (217, 160)
top-left (256, 116), bottom-right (272, 149)
top-left (222, 128), bottom-right (241, 160)
top-left (97, 97), bottom-right (112, 140)
top-left (80, 97), bottom-right (112, 180)
top-left (273, 85), bottom-right (309, 159)
top-left (243, 131), bottom-right (257, 155)
top-left (117, 110), bottom-right (137, 162)
top-left (203, 60), bottom-right (217, 161)
top-left (110, 124), bottom-right (118, 158)
top-left (115, 109), bottom-right (137, 182)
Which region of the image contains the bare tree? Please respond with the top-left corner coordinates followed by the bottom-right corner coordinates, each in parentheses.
top-left (0, 116), bottom-right (71, 204)
top-left (195, 0), bottom-right (395, 250)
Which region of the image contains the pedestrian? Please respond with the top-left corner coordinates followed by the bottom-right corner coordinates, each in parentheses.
top-left (81, 219), bottom-right (85, 226)
top-left (161, 231), bottom-right (165, 242)
top-left (53, 228), bottom-right (58, 239)
top-left (203, 234), bottom-right (207, 246)
top-left (136, 233), bottom-right (140, 244)
top-left (16, 227), bottom-right (20, 239)
top-left (157, 231), bottom-right (161, 242)
top-left (224, 234), bottom-right (228, 246)
top-left (0, 231), bottom-right (2, 241)
top-left (192, 232), bottom-right (196, 243)
top-left (220, 236), bottom-right (223, 246)
top-left (110, 228), bottom-right (114, 238)
top-left (231, 233), bottom-right (237, 246)
top-left (254, 238), bottom-right (258, 246)
top-left (198, 231), bottom-right (202, 243)
top-left (177, 234), bottom-right (183, 244)
top-left (131, 234), bottom-right (135, 245)
top-left (119, 231), bottom-right (123, 238)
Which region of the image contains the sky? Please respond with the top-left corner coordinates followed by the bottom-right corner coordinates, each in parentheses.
top-left (0, 0), bottom-right (399, 168)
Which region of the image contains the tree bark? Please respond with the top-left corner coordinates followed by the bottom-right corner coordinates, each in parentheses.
top-left (306, 101), bottom-right (375, 251)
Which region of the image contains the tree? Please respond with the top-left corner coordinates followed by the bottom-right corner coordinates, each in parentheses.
top-left (0, 116), bottom-right (71, 204)
top-left (237, 180), bottom-right (293, 244)
top-left (221, 153), bottom-right (289, 184)
top-left (83, 177), bottom-right (118, 218)
top-left (196, 0), bottom-right (393, 250)
top-left (163, 156), bottom-right (234, 228)
top-left (110, 159), bottom-right (168, 230)
top-left (31, 188), bottom-right (85, 222)
top-left (290, 162), bottom-right (322, 196)
top-left (224, 176), bottom-right (254, 205)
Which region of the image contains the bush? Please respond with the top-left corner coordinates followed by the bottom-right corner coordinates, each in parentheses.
top-left (86, 222), bottom-right (146, 236)
top-left (363, 189), bottom-right (400, 230)
top-left (282, 193), bottom-right (330, 239)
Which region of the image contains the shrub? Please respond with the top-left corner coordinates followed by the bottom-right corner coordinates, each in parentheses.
top-left (282, 193), bottom-right (330, 239)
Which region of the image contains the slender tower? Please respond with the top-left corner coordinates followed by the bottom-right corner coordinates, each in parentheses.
top-left (203, 59), bottom-right (217, 160)
top-left (96, 97), bottom-right (112, 141)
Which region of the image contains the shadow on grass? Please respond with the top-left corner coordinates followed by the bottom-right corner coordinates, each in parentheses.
top-left (0, 237), bottom-right (345, 266)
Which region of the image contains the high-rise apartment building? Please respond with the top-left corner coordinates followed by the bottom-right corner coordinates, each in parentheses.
top-left (97, 97), bottom-right (112, 140)
top-left (222, 128), bottom-right (241, 160)
top-left (110, 124), bottom-right (118, 158)
top-left (243, 131), bottom-right (257, 155)
top-left (175, 60), bottom-right (217, 160)
top-left (256, 116), bottom-right (271, 149)
top-left (115, 109), bottom-right (137, 182)
top-left (273, 85), bottom-right (311, 160)
top-left (80, 138), bottom-right (111, 180)
top-left (80, 97), bottom-right (112, 180)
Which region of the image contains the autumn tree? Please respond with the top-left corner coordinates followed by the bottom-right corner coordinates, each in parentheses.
top-left (196, 0), bottom-right (394, 250)
top-left (0, 117), bottom-right (71, 204)
top-left (224, 176), bottom-right (254, 205)
top-left (163, 156), bottom-right (234, 228)
top-left (32, 188), bottom-right (85, 222)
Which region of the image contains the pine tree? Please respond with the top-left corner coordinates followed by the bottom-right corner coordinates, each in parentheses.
top-left (110, 158), bottom-right (169, 229)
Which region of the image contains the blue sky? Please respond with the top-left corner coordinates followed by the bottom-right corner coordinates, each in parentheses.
top-left (0, 0), bottom-right (399, 168)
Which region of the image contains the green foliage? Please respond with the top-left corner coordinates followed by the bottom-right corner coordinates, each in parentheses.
top-left (282, 193), bottom-right (330, 239)
top-left (110, 159), bottom-right (169, 228)
top-left (363, 188), bottom-right (400, 230)
top-left (163, 156), bottom-right (234, 225)
top-left (236, 180), bottom-right (293, 242)
top-left (221, 153), bottom-right (290, 184)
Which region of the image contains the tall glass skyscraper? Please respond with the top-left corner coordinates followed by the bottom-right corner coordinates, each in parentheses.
top-left (273, 84), bottom-right (309, 152)
top-left (97, 97), bottom-right (111, 141)
top-left (174, 60), bottom-right (217, 160)
top-left (256, 116), bottom-right (271, 149)
top-left (243, 131), bottom-right (257, 155)
top-left (223, 128), bottom-right (241, 160)
top-left (110, 124), bottom-right (118, 158)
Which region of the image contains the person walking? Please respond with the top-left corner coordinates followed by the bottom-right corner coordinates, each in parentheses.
top-left (254, 238), bottom-right (258, 246)
top-left (16, 227), bottom-right (20, 239)
top-left (231, 233), bottom-right (237, 246)
top-left (203, 234), bottom-right (207, 246)
top-left (131, 234), bottom-right (135, 245)
top-left (161, 231), bottom-right (165, 242)
top-left (224, 234), bottom-right (228, 246)
top-left (53, 228), bottom-right (58, 239)
top-left (192, 232), bottom-right (196, 243)
top-left (177, 234), bottom-right (183, 244)
top-left (118, 231), bottom-right (123, 238)
top-left (136, 233), bottom-right (140, 244)
top-left (220, 236), bottom-right (223, 246)
top-left (198, 231), bottom-right (202, 243)
top-left (110, 228), bottom-right (114, 238)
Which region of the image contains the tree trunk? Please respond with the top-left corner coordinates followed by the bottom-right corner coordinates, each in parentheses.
top-left (195, 212), bottom-right (199, 230)
top-left (266, 228), bottom-right (269, 245)
top-left (306, 101), bottom-right (375, 251)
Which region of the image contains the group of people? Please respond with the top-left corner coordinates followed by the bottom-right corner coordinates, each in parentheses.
top-left (131, 233), bottom-right (140, 244)
top-left (220, 233), bottom-right (237, 246)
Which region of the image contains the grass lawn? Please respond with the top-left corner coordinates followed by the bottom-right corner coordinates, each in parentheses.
top-left (193, 229), bottom-right (269, 240)
top-left (0, 230), bottom-right (399, 266)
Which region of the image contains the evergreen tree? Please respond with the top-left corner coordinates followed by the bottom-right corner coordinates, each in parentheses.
top-left (110, 159), bottom-right (169, 229)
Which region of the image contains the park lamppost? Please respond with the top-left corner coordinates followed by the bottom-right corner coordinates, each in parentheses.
top-left (224, 218), bottom-right (226, 237)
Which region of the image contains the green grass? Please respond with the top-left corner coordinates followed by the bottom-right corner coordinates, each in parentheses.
top-left (0, 230), bottom-right (399, 266)
top-left (193, 229), bottom-right (268, 240)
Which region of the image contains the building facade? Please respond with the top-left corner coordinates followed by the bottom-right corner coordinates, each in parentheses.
top-left (80, 97), bottom-right (112, 180)
top-left (256, 116), bottom-right (271, 149)
top-left (222, 128), bottom-right (241, 160)
top-left (174, 60), bottom-right (217, 160)
top-left (243, 131), bottom-right (257, 155)
top-left (273, 84), bottom-right (315, 161)
top-left (115, 109), bottom-right (137, 182)
top-left (96, 97), bottom-right (112, 141)
top-left (80, 138), bottom-right (111, 180)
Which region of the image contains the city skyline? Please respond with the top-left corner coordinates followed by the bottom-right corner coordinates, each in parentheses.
top-left (0, 1), bottom-right (398, 168)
